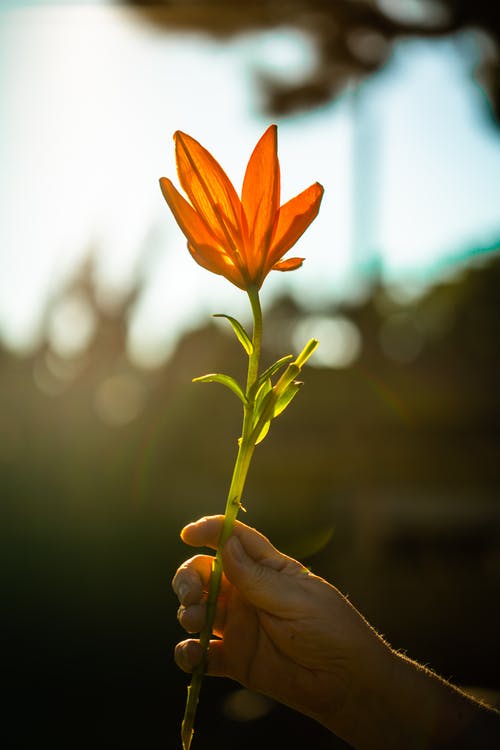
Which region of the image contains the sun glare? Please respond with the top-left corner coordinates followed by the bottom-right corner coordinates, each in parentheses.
top-left (1, 4), bottom-right (500, 365)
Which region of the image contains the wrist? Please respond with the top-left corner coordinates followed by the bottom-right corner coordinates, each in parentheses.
top-left (327, 645), bottom-right (500, 750)
top-left (388, 651), bottom-right (500, 749)
top-left (309, 606), bottom-right (395, 749)
top-left (322, 633), bottom-right (396, 749)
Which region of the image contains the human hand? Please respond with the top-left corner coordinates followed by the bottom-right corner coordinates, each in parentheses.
top-left (172, 515), bottom-right (392, 738)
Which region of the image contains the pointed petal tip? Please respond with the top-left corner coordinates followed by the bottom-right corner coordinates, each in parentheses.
top-left (308, 181), bottom-right (325, 203)
top-left (159, 176), bottom-right (179, 204)
top-left (262, 123), bottom-right (278, 145)
top-left (173, 130), bottom-right (193, 152)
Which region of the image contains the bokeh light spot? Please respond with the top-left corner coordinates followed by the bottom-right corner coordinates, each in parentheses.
top-left (94, 373), bottom-right (146, 427)
top-left (47, 293), bottom-right (97, 359)
top-left (244, 26), bottom-right (318, 85)
top-left (376, 0), bottom-right (450, 26)
top-left (222, 688), bottom-right (275, 722)
top-left (33, 350), bottom-right (85, 396)
top-left (293, 315), bottom-right (362, 368)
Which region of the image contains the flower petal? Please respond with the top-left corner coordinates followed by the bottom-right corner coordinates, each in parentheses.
top-left (174, 131), bottom-right (243, 253)
top-left (160, 176), bottom-right (247, 286)
top-left (160, 177), bottom-right (219, 250)
top-left (241, 124), bottom-right (280, 273)
top-left (272, 257), bottom-right (304, 272)
top-left (161, 126), bottom-right (324, 292)
top-left (268, 182), bottom-right (324, 268)
top-left (187, 243), bottom-right (247, 289)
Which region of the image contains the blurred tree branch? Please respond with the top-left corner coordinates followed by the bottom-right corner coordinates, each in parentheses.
top-left (125, 0), bottom-right (500, 122)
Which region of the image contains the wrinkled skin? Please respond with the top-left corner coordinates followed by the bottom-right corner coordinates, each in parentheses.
top-left (172, 515), bottom-right (390, 732)
top-left (172, 515), bottom-right (500, 749)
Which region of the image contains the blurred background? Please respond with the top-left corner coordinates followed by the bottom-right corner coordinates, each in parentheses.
top-left (1, 1), bottom-right (500, 747)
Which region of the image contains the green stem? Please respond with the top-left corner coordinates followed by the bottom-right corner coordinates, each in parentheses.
top-left (181, 286), bottom-right (263, 750)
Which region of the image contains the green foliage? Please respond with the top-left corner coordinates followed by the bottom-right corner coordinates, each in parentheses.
top-left (192, 372), bottom-right (247, 404)
top-left (191, 340), bottom-right (318, 445)
top-left (213, 314), bottom-right (253, 355)
top-left (254, 377), bottom-right (272, 413)
top-left (274, 380), bottom-right (303, 418)
top-left (250, 338), bottom-right (319, 446)
top-left (254, 418), bottom-right (271, 445)
top-left (249, 354), bottom-right (293, 400)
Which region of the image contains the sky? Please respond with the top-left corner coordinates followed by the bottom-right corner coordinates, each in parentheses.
top-left (1, 2), bottom-right (500, 366)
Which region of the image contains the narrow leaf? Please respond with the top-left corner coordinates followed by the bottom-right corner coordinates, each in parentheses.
top-left (254, 377), bottom-right (272, 413)
top-left (274, 380), bottom-right (303, 418)
top-left (295, 338), bottom-right (319, 368)
top-left (193, 373), bottom-right (247, 404)
top-left (250, 381), bottom-right (274, 446)
top-left (213, 314), bottom-right (253, 355)
top-left (275, 362), bottom-right (301, 393)
top-left (254, 418), bottom-right (271, 445)
top-left (252, 355), bottom-right (293, 396)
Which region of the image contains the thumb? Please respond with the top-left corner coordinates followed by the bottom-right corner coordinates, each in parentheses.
top-left (222, 534), bottom-right (305, 615)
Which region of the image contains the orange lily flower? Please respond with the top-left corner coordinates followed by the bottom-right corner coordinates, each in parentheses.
top-left (159, 125), bottom-right (324, 290)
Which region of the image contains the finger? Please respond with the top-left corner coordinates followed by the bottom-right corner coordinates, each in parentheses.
top-left (221, 534), bottom-right (309, 617)
top-left (173, 553), bottom-right (230, 636)
top-left (172, 554), bottom-right (212, 606)
top-left (181, 517), bottom-right (307, 616)
top-left (175, 639), bottom-right (203, 673)
top-left (180, 515), bottom-right (225, 548)
top-left (181, 515), bottom-right (288, 571)
top-left (177, 602), bottom-right (207, 634)
top-left (174, 638), bottom-right (232, 680)
top-left (176, 600), bottom-right (226, 640)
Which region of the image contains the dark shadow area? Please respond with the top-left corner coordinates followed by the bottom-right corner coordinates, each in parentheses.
top-left (1, 243), bottom-right (499, 747)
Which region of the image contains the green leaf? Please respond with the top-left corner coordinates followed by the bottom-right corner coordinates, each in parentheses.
top-left (294, 338), bottom-right (319, 368)
top-left (249, 380), bottom-right (274, 446)
top-left (254, 377), bottom-right (272, 413)
top-left (274, 380), bottom-right (303, 418)
top-left (274, 362), bottom-right (301, 393)
top-left (192, 373), bottom-right (247, 404)
top-left (248, 355), bottom-right (293, 403)
top-left (254, 418), bottom-right (271, 445)
top-left (213, 314), bottom-right (253, 355)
